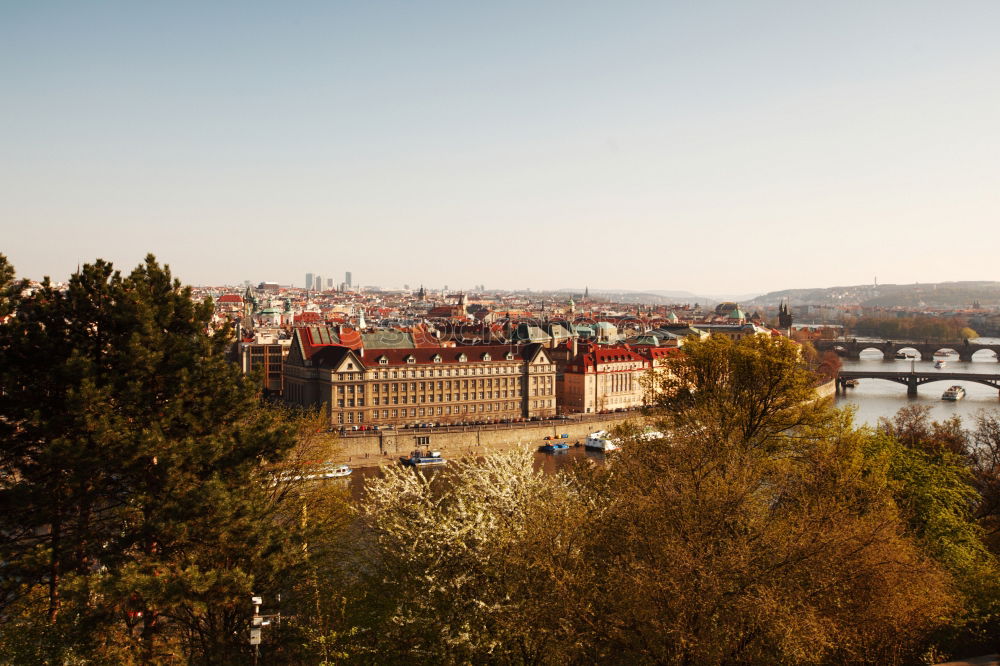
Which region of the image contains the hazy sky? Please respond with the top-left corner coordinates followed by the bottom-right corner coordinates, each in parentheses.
top-left (3, 1), bottom-right (999, 294)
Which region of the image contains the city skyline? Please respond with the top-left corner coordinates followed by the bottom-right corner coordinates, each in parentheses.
top-left (4, 2), bottom-right (1000, 293)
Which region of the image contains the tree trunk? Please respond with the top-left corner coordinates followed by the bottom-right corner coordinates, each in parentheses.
top-left (141, 608), bottom-right (158, 664)
top-left (47, 515), bottom-right (61, 623)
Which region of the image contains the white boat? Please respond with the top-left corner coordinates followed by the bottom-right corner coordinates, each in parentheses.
top-left (933, 350), bottom-right (949, 357)
top-left (934, 360), bottom-right (946, 369)
top-left (270, 462), bottom-right (352, 484)
top-left (895, 351), bottom-right (916, 360)
top-left (942, 386), bottom-right (966, 401)
top-left (322, 463), bottom-right (352, 478)
top-left (584, 430), bottom-right (619, 452)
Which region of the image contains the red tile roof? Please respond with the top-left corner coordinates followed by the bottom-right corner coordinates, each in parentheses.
top-left (361, 344), bottom-right (535, 367)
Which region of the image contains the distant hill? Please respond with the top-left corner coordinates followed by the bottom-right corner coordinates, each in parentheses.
top-left (557, 288), bottom-right (713, 305)
top-left (748, 281), bottom-right (1000, 308)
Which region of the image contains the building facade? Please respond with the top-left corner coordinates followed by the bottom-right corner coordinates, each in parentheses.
top-left (283, 329), bottom-right (556, 427)
top-left (240, 336), bottom-right (291, 395)
top-left (558, 344), bottom-right (651, 414)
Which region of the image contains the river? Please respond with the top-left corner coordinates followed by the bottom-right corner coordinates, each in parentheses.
top-left (836, 337), bottom-right (1000, 425)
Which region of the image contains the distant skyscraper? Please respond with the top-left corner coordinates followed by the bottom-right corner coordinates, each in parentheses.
top-left (314, 274), bottom-right (322, 291)
top-left (345, 271), bottom-right (352, 288)
top-left (305, 272), bottom-right (314, 290)
top-left (327, 278), bottom-right (333, 289)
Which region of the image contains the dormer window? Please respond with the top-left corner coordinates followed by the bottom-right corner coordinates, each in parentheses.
top-left (405, 355), bottom-right (416, 364)
top-left (482, 353), bottom-right (491, 361)
top-left (458, 353), bottom-right (467, 362)
top-left (432, 354), bottom-right (442, 363)
top-left (506, 352), bottom-right (515, 360)
top-left (378, 356), bottom-right (389, 365)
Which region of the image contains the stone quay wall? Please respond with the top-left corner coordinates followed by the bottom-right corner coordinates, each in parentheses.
top-left (321, 412), bottom-right (640, 468)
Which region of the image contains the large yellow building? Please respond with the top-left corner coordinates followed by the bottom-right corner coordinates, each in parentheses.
top-left (283, 328), bottom-right (556, 427)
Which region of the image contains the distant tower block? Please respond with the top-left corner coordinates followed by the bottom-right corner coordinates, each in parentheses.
top-left (305, 273), bottom-right (314, 290)
top-left (327, 278), bottom-right (333, 289)
top-left (314, 275), bottom-right (322, 292)
top-left (345, 271), bottom-right (352, 288)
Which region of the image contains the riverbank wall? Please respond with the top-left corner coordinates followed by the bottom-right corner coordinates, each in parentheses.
top-left (815, 379), bottom-right (836, 400)
top-left (320, 413), bottom-right (640, 468)
top-left (315, 381), bottom-right (839, 469)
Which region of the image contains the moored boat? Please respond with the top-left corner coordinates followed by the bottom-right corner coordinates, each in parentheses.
top-left (934, 360), bottom-right (946, 369)
top-left (942, 385), bottom-right (966, 401)
top-left (584, 431), bottom-right (619, 452)
top-left (399, 450), bottom-right (448, 466)
top-left (539, 442), bottom-right (570, 453)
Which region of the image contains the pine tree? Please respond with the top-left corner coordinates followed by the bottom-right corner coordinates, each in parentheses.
top-left (0, 255), bottom-right (303, 662)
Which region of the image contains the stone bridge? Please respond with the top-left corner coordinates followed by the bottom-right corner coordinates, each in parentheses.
top-left (837, 369), bottom-right (1000, 397)
top-left (814, 338), bottom-right (1000, 363)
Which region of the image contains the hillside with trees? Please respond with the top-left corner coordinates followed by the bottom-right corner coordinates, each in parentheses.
top-left (751, 281), bottom-right (1000, 308)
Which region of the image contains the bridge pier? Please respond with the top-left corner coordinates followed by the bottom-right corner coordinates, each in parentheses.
top-left (907, 376), bottom-right (918, 397)
top-left (959, 352), bottom-right (975, 363)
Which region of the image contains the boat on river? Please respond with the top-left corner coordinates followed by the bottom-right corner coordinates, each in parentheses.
top-left (270, 462), bottom-right (352, 484)
top-left (324, 464), bottom-right (352, 478)
top-left (399, 450), bottom-right (448, 467)
top-left (584, 431), bottom-right (619, 452)
top-left (539, 442), bottom-right (570, 453)
top-left (934, 350), bottom-right (950, 357)
top-left (894, 351), bottom-right (915, 360)
top-left (934, 360), bottom-right (946, 369)
top-left (942, 386), bottom-right (966, 401)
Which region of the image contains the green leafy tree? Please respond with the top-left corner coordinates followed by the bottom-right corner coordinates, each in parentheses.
top-left (651, 333), bottom-right (828, 450)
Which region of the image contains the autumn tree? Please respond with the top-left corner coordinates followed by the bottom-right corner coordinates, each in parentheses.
top-left (651, 333), bottom-right (829, 450)
top-left (568, 408), bottom-right (958, 665)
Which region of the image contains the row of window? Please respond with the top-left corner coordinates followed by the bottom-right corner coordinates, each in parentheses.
top-left (337, 364), bottom-right (531, 381)
top-left (338, 390), bottom-right (524, 407)
top-left (339, 377), bottom-right (527, 394)
top-left (335, 402), bottom-right (526, 424)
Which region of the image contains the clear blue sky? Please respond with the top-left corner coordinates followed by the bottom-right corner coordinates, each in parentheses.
top-left (3, 1), bottom-right (999, 294)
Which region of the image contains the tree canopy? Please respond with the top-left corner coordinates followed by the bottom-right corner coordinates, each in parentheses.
top-left (0, 256), bottom-right (349, 663)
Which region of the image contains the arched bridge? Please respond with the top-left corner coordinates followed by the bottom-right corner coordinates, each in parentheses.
top-left (815, 338), bottom-right (1000, 362)
top-left (837, 369), bottom-right (1000, 397)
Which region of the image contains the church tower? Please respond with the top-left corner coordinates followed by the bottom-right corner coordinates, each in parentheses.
top-left (777, 300), bottom-right (793, 330)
